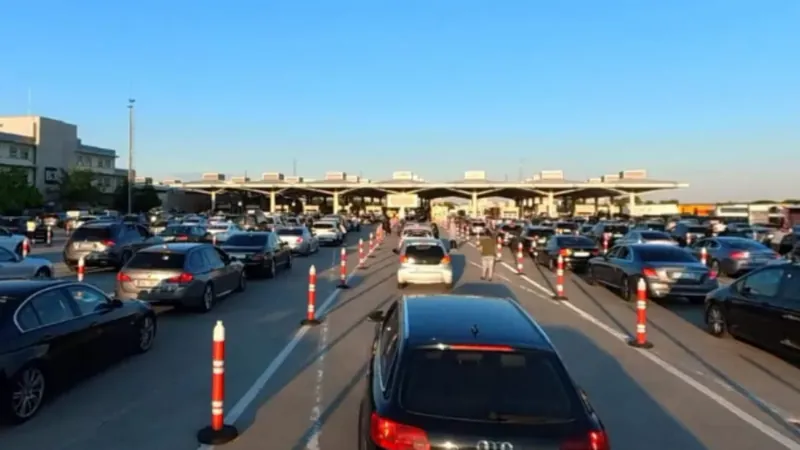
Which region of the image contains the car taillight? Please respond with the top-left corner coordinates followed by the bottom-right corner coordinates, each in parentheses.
top-left (296, 237), bottom-right (303, 243)
top-left (102, 239), bottom-right (116, 247)
top-left (709, 269), bottom-right (718, 280)
top-left (370, 412), bottom-right (430, 450)
top-left (730, 251), bottom-right (750, 259)
top-left (117, 272), bottom-right (132, 282)
top-left (561, 430), bottom-right (610, 450)
top-left (400, 255), bottom-right (409, 264)
top-left (642, 267), bottom-right (658, 277)
top-left (167, 272), bottom-right (194, 283)
top-left (440, 255), bottom-right (451, 264)
top-left (560, 248), bottom-right (570, 256)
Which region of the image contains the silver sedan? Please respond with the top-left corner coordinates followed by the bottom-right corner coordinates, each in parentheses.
top-left (276, 227), bottom-right (319, 255)
top-left (0, 247), bottom-right (54, 279)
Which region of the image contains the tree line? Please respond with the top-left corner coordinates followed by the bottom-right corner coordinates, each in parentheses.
top-left (0, 167), bottom-right (162, 215)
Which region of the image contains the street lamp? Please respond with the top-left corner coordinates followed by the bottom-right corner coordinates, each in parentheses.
top-left (127, 99), bottom-right (135, 214)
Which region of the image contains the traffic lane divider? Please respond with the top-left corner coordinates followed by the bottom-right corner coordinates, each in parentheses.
top-left (461, 243), bottom-right (800, 449)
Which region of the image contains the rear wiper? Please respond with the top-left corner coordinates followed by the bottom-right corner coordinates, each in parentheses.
top-left (487, 412), bottom-right (574, 424)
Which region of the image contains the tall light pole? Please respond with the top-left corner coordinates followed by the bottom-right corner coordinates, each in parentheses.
top-left (127, 99), bottom-right (135, 214)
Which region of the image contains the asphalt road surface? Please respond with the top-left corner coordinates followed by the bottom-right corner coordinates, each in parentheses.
top-left (3, 225), bottom-right (800, 449)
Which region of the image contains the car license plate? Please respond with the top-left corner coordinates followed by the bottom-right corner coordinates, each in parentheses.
top-left (573, 251), bottom-right (589, 257)
top-left (136, 280), bottom-right (157, 288)
top-left (672, 272), bottom-right (697, 280)
top-left (538, 238), bottom-right (546, 243)
top-left (74, 242), bottom-right (94, 250)
top-left (229, 253), bottom-right (247, 259)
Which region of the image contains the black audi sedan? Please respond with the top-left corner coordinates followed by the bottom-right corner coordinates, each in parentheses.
top-left (0, 280), bottom-right (156, 423)
top-left (359, 295), bottom-right (609, 450)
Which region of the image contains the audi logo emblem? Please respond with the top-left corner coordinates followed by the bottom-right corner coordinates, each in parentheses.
top-left (477, 441), bottom-right (514, 450)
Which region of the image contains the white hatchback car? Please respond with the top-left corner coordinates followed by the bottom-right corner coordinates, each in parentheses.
top-left (397, 238), bottom-right (453, 289)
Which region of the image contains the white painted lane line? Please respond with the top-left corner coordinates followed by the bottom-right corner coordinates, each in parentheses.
top-left (306, 317), bottom-right (330, 450)
top-left (199, 245), bottom-right (377, 450)
top-left (490, 256), bottom-right (800, 449)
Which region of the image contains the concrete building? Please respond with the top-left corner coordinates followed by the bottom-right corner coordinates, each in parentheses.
top-left (0, 115), bottom-right (127, 200)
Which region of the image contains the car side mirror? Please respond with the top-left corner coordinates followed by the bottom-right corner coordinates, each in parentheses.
top-left (367, 310), bottom-right (385, 322)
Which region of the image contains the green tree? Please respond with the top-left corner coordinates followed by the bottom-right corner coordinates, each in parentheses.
top-left (113, 179), bottom-right (162, 213)
top-left (751, 199), bottom-right (775, 204)
top-left (58, 169), bottom-right (102, 208)
top-left (0, 167), bottom-right (43, 214)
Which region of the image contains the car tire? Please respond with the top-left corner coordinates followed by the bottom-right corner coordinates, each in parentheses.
top-left (286, 255), bottom-right (292, 269)
top-left (34, 268), bottom-right (51, 279)
top-left (548, 257), bottom-right (556, 272)
top-left (3, 363), bottom-right (47, 423)
top-left (198, 284), bottom-right (215, 313)
top-left (620, 276), bottom-right (634, 302)
top-left (705, 304), bottom-right (728, 338)
top-left (235, 270), bottom-right (247, 292)
top-left (134, 315), bottom-right (157, 353)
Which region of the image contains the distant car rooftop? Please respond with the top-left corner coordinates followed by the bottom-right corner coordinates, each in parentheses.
top-left (402, 295), bottom-right (552, 351)
top-left (138, 242), bottom-right (209, 253)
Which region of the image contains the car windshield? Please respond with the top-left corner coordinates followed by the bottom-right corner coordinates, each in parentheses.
top-left (225, 234), bottom-right (268, 246)
top-left (161, 226), bottom-right (193, 236)
top-left (71, 227), bottom-right (113, 241)
top-left (640, 231), bottom-right (672, 240)
top-left (637, 246), bottom-right (697, 262)
top-left (723, 239), bottom-right (768, 250)
top-left (277, 228), bottom-right (304, 236)
top-left (404, 244), bottom-right (445, 263)
top-left (525, 229), bottom-right (554, 238)
top-left (126, 252), bottom-right (186, 270)
top-left (401, 348), bottom-right (577, 422)
top-left (556, 236), bottom-right (594, 247)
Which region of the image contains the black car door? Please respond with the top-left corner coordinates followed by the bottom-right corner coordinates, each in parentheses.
top-left (606, 246), bottom-right (632, 287)
top-left (595, 246), bottom-right (620, 283)
top-left (271, 234), bottom-right (289, 266)
top-left (775, 267), bottom-right (800, 354)
top-left (19, 288), bottom-right (102, 374)
top-left (63, 284), bottom-right (131, 356)
top-left (726, 266), bottom-right (785, 343)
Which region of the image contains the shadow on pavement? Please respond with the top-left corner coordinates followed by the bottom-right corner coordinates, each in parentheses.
top-left (324, 271), bottom-right (397, 316)
top-left (289, 362), bottom-right (368, 450)
top-left (566, 272), bottom-right (633, 339)
top-left (740, 354), bottom-right (800, 395)
top-left (542, 325), bottom-right (708, 450)
top-left (450, 254), bottom-right (466, 284)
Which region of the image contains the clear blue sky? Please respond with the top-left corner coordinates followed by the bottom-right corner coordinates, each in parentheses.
top-left (1, 0), bottom-right (798, 202)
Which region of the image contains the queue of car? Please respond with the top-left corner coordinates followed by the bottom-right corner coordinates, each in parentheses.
top-left (0, 209), bottom-right (367, 423)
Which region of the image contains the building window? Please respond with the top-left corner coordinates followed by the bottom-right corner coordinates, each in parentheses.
top-left (20, 148), bottom-right (30, 160)
top-left (9, 146), bottom-right (18, 158)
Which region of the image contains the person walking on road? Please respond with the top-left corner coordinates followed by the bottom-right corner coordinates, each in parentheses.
top-left (479, 231), bottom-right (496, 281)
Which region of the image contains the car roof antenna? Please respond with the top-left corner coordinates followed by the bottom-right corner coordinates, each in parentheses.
top-left (470, 324), bottom-right (479, 338)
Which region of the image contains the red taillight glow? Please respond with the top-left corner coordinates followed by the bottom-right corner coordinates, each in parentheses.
top-left (370, 412), bottom-right (430, 450)
top-left (167, 272), bottom-right (194, 283)
top-left (176, 235), bottom-right (188, 241)
top-left (642, 267), bottom-right (658, 277)
top-left (730, 251), bottom-right (749, 259)
top-left (559, 249), bottom-right (569, 256)
top-left (296, 237), bottom-right (303, 243)
top-left (447, 344), bottom-right (514, 352)
top-left (116, 272), bottom-right (132, 282)
top-left (561, 430), bottom-right (610, 450)
top-left (400, 255), bottom-right (408, 264)
top-left (102, 239), bottom-right (116, 247)
top-left (709, 270), bottom-right (718, 280)
top-left (440, 255), bottom-right (451, 264)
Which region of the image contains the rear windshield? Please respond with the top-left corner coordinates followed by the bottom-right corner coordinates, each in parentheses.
top-left (71, 226), bottom-right (113, 241)
top-left (555, 236), bottom-right (594, 247)
top-left (404, 230), bottom-right (433, 238)
top-left (525, 228), bottom-right (554, 238)
top-left (225, 234), bottom-right (268, 246)
top-left (604, 225), bottom-right (629, 234)
top-left (555, 222), bottom-right (577, 230)
top-left (404, 244), bottom-right (445, 260)
top-left (687, 226), bottom-right (708, 233)
top-left (127, 252), bottom-right (186, 270)
top-left (161, 226), bottom-right (193, 236)
top-left (640, 231), bottom-right (672, 241)
top-left (723, 239), bottom-right (767, 250)
top-left (636, 246), bottom-right (696, 262)
top-left (208, 224), bottom-right (229, 230)
top-left (277, 228), bottom-right (303, 236)
top-left (641, 223), bottom-right (665, 231)
top-left (314, 222), bottom-right (335, 229)
top-left (401, 349), bottom-right (576, 422)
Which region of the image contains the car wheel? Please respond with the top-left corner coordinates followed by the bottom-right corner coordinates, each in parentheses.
top-left (5, 364), bottom-right (46, 423)
top-left (199, 284), bottom-right (215, 313)
top-left (235, 270), bottom-right (247, 292)
top-left (286, 254), bottom-right (292, 269)
top-left (135, 315), bottom-right (157, 353)
top-left (705, 304), bottom-right (728, 337)
top-left (34, 268), bottom-right (51, 279)
top-left (620, 276), bottom-right (633, 302)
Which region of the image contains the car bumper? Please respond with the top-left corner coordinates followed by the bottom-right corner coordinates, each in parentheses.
top-left (65, 251), bottom-right (118, 267)
top-left (116, 285), bottom-right (198, 306)
top-left (317, 234), bottom-right (339, 244)
top-left (398, 267), bottom-right (453, 285)
top-left (648, 281), bottom-right (720, 299)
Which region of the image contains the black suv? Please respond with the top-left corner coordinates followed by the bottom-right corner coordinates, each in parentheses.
top-left (359, 295), bottom-right (609, 450)
top-left (63, 222), bottom-right (153, 270)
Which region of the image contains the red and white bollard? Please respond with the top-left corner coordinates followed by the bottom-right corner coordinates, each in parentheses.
top-left (602, 234), bottom-right (609, 254)
top-left (358, 238), bottom-right (366, 268)
top-left (700, 247), bottom-right (707, 266)
top-left (516, 242), bottom-right (524, 274)
top-left (628, 278), bottom-right (653, 349)
top-left (77, 256), bottom-right (85, 282)
top-left (685, 232), bottom-right (692, 247)
top-left (495, 236), bottom-right (502, 260)
top-left (337, 247), bottom-right (349, 288)
top-left (212, 234), bottom-right (217, 246)
top-left (368, 232), bottom-right (376, 257)
top-left (196, 321), bottom-right (239, 444)
top-left (46, 226), bottom-right (53, 247)
top-left (553, 255), bottom-right (567, 300)
top-left (22, 238), bottom-right (30, 258)
top-left (301, 265), bottom-right (321, 326)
